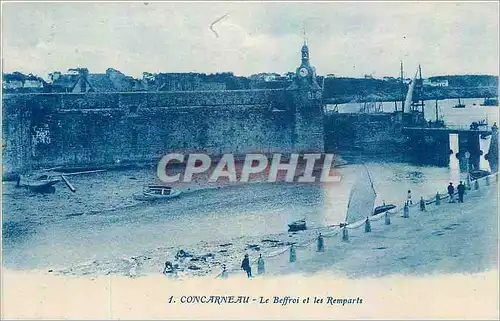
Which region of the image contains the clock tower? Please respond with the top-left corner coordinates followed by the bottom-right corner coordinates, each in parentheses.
top-left (286, 39), bottom-right (324, 153)
top-left (289, 40), bottom-right (321, 91)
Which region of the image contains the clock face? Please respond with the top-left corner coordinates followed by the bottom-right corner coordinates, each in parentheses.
top-left (299, 67), bottom-right (309, 77)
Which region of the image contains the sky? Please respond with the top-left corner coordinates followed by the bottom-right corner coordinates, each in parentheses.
top-left (1, 2), bottom-right (499, 79)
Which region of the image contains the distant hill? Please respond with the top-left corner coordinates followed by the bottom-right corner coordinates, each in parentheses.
top-left (322, 75), bottom-right (498, 103)
top-left (428, 75), bottom-right (498, 88)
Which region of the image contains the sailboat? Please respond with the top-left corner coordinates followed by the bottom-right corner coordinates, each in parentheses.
top-left (403, 65), bottom-right (425, 115)
top-left (345, 166), bottom-right (376, 223)
top-left (430, 99), bottom-right (446, 128)
top-left (453, 98), bottom-right (466, 108)
top-left (481, 97), bottom-right (498, 107)
top-left (345, 165), bottom-right (395, 223)
top-left (404, 70), bottom-right (418, 111)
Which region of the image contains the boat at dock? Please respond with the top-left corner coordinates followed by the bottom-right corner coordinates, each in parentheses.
top-left (469, 170), bottom-right (491, 181)
top-left (481, 132), bottom-right (491, 139)
top-left (481, 97), bottom-right (498, 107)
top-left (133, 185), bottom-right (182, 201)
top-left (288, 219), bottom-right (307, 232)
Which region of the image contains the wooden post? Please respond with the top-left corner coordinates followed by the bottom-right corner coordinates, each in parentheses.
top-left (342, 226), bottom-right (349, 242)
top-left (364, 217), bottom-right (371, 233)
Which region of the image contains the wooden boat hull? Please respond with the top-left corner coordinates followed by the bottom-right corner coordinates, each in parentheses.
top-left (23, 178), bottom-right (61, 193)
top-left (288, 220), bottom-right (307, 232)
top-left (134, 189), bottom-right (181, 201)
top-left (373, 204), bottom-right (396, 215)
top-left (469, 170), bottom-right (491, 181)
top-left (481, 98), bottom-right (498, 106)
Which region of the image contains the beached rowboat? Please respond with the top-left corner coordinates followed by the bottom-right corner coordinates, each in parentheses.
top-left (373, 204), bottom-right (396, 215)
top-left (133, 185), bottom-right (182, 201)
top-left (288, 219), bottom-right (307, 232)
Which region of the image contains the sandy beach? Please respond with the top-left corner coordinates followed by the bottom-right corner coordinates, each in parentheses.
top-left (2, 180), bottom-right (498, 319)
top-left (3, 168), bottom-right (496, 281)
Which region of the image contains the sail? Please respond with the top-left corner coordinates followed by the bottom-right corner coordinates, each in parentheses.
top-left (345, 166), bottom-right (377, 223)
top-left (404, 69), bottom-right (419, 112)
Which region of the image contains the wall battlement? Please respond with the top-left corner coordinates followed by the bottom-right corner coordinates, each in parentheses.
top-left (3, 89), bottom-right (288, 112)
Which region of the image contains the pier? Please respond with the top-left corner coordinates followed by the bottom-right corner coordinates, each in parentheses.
top-left (403, 126), bottom-right (497, 170)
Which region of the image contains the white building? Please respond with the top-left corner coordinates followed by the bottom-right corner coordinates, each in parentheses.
top-left (423, 78), bottom-right (449, 87)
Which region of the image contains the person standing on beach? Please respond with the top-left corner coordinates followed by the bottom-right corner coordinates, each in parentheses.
top-left (289, 244), bottom-right (296, 263)
top-left (241, 254), bottom-right (252, 278)
top-left (163, 261), bottom-right (176, 277)
top-left (457, 181), bottom-right (466, 203)
top-left (257, 254), bottom-right (265, 275)
top-left (447, 182), bottom-right (455, 203)
top-left (317, 233), bottom-right (325, 252)
top-left (407, 190), bottom-right (413, 205)
top-left (218, 264), bottom-right (229, 279)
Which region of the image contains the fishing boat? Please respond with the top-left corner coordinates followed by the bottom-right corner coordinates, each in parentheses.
top-left (429, 99), bottom-right (446, 128)
top-left (20, 175), bottom-right (61, 193)
top-left (481, 132), bottom-right (491, 140)
top-left (453, 98), bottom-right (466, 108)
top-left (478, 118), bottom-right (488, 126)
top-left (133, 185), bottom-right (181, 201)
top-left (288, 219), bottom-right (307, 232)
top-left (469, 170), bottom-right (491, 181)
top-left (481, 97), bottom-right (498, 107)
top-left (373, 204), bottom-right (396, 215)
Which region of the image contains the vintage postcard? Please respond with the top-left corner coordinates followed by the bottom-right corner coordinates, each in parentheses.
top-left (1, 1), bottom-right (499, 319)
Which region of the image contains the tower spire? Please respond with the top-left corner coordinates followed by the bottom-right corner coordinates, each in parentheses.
top-left (302, 26), bottom-right (307, 45)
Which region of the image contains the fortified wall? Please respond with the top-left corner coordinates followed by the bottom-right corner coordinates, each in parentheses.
top-left (3, 42), bottom-right (326, 173)
top-left (324, 112), bottom-right (410, 160)
top-left (2, 89), bottom-right (324, 172)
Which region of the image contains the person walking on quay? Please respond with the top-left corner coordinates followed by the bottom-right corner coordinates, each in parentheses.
top-left (457, 181), bottom-right (466, 203)
top-left (257, 254), bottom-right (265, 275)
top-left (407, 190), bottom-right (413, 205)
top-left (447, 182), bottom-right (455, 203)
top-left (241, 254), bottom-right (252, 278)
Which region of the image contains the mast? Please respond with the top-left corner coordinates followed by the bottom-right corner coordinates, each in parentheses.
top-left (400, 60), bottom-right (405, 112)
top-left (435, 99), bottom-right (439, 122)
top-left (418, 64), bottom-right (425, 119)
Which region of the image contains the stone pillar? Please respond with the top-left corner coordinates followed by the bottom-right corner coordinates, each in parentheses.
top-left (457, 133), bottom-right (469, 172)
top-left (342, 225), bottom-right (349, 242)
top-left (467, 132), bottom-right (481, 171)
top-left (407, 131), bottom-right (450, 167)
top-left (403, 203), bottom-right (410, 218)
